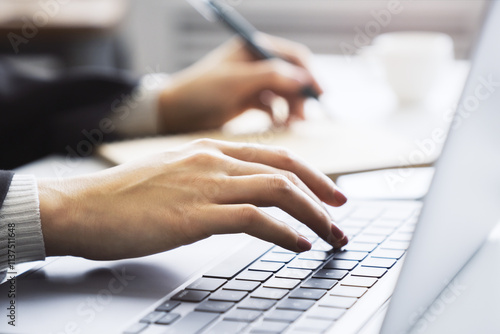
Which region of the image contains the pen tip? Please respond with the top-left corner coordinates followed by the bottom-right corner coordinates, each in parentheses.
top-left (301, 85), bottom-right (320, 100)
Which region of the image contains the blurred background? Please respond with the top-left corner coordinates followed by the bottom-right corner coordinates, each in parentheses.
top-left (0, 0), bottom-right (487, 76)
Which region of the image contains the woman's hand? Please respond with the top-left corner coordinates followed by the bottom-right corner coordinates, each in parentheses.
top-left (38, 139), bottom-right (347, 261)
top-left (157, 35), bottom-right (323, 133)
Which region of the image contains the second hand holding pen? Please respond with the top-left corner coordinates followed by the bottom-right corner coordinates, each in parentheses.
top-left (188, 0), bottom-right (334, 119)
top-left (206, 0), bottom-right (321, 100)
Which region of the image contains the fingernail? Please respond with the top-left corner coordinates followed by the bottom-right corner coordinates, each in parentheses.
top-left (340, 235), bottom-right (349, 247)
top-left (297, 235), bottom-right (312, 252)
top-left (334, 186), bottom-right (348, 205)
top-left (331, 222), bottom-right (345, 240)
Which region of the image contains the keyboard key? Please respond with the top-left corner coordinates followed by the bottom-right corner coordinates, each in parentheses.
top-left (323, 259), bottom-right (358, 270)
top-left (263, 278), bottom-right (301, 290)
top-left (363, 226), bottom-right (395, 236)
top-left (252, 287), bottom-right (289, 300)
top-left (313, 269), bottom-right (348, 280)
top-left (287, 259), bottom-right (323, 270)
top-left (307, 306), bottom-right (346, 320)
top-left (370, 249), bottom-right (405, 259)
top-left (171, 290), bottom-right (209, 302)
top-left (277, 298), bottom-right (315, 311)
top-left (330, 286), bottom-right (367, 298)
top-left (250, 321), bottom-right (289, 333)
top-left (311, 240), bottom-right (333, 252)
top-left (155, 300), bottom-right (180, 312)
top-left (325, 202), bottom-right (354, 221)
top-left (275, 268), bottom-right (312, 280)
top-left (187, 277), bottom-right (227, 292)
top-left (261, 252), bottom-right (296, 263)
top-left (265, 309), bottom-right (302, 322)
top-left (343, 242), bottom-right (378, 252)
top-left (289, 288), bottom-right (326, 300)
top-left (223, 280), bottom-right (260, 292)
top-left (210, 290), bottom-right (247, 302)
top-left (297, 250), bottom-right (329, 261)
top-left (341, 218), bottom-right (371, 228)
top-left (371, 219), bottom-right (403, 228)
top-left (236, 270), bottom-right (272, 282)
top-left (272, 246), bottom-right (298, 255)
top-left (156, 313), bottom-right (180, 325)
top-left (333, 251), bottom-right (368, 261)
top-left (301, 278), bottom-right (338, 290)
top-left (351, 267), bottom-right (387, 278)
top-left (249, 261), bottom-right (284, 272)
top-left (341, 227), bottom-right (362, 237)
top-left (391, 233), bottom-right (413, 242)
top-left (124, 322), bottom-right (148, 334)
top-left (140, 311), bottom-right (165, 323)
top-left (353, 234), bottom-right (387, 244)
top-left (362, 258), bottom-right (397, 268)
top-left (319, 295), bottom-right (357, 309)
top-left (195, 300), bottom-right (235, 313)
top-left (349, 207), bottom-right (384, 220)
top-left (224, 309), bottom-right (262, 322)
top-left (341, 276), bottom-right (377, 288)
top-left (381, 240), bottom-right (410, 250)
top-left (380, 208), bottom-right (415, 220)
top-left (294, 317), bottom-right (334, 332)
top-left (399, 223), bottom-right (416, 233)
top-left (163, 311), bottom-right (219, 334)
top-left (205, 320), bottom-right (248, 334)
top-left (204, 244), bottom-right (272, 279)
top-left (238, 297), bottom-right (276, 311)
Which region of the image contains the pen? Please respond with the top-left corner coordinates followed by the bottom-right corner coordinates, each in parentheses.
top-left (199, 0), bottom-right (322, 101)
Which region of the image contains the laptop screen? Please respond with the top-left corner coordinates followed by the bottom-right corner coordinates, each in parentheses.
top-left (381, 2), bottom-right (500, 333)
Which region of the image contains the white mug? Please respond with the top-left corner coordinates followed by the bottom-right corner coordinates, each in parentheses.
top-left (364, 32), bottom-right (455, 103)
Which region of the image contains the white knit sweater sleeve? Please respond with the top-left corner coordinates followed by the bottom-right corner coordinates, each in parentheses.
top-left (112, 73), bottom-right (171, 136)
top-left (0, 174), bottom-right (46, 271)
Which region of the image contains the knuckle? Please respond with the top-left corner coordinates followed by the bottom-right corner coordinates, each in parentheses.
top-left (284, 171), bottom-right (301, 187)
top-left (237, 204), bottom-right (260, 227)
top-left (269, 174), bottom-right (293, 194)
top-left (273, 146), bottom-right (295, 165)
top-left (187, 151), bottom-right (219, 165)
top-left (192, 138), bottom-right (217, 147)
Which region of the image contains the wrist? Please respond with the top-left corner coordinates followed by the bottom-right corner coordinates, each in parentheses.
top-left (158, 80), bottom-right (180, 133)
top-left (37, 178), bottom-right (85, 257)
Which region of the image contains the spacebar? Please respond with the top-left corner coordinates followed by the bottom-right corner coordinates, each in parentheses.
top-left (204, 239), bottom-right (274, 279)
top-left (163, 311), bottom-right (218, 334)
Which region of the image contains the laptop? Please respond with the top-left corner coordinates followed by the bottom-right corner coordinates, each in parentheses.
top-left (1, 2), bottom-right (499, 334)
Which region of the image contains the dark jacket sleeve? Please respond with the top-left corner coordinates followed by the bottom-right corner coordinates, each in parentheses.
top-left (0, 57), bottom-right (139, 169)
top-left (0, 171), bottom-right (14, 210)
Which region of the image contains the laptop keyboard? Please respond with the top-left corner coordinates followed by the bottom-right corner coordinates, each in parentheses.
top-left (124, 200), bottom-right (422, 334)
